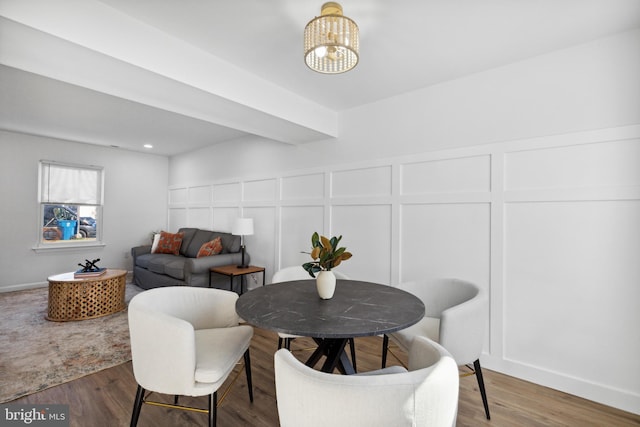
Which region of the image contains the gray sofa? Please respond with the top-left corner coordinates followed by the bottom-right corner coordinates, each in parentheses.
top-left (131, 227), bottom-right (248, 290)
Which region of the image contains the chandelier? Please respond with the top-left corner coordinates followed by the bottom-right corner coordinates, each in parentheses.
top-left (304, 2), bottom-right (359, 74)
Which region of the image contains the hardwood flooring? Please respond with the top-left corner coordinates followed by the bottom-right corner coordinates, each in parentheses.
top-left (11, 327), bottom-right (639, 426)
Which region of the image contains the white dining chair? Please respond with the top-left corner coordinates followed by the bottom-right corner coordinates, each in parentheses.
top-left (381, 278), bottom-right (490, 419)
top-left (271, 266), bottom-right (357, 371)
top-left (275, 335), bottom-right (459, 427)
top-left (128, 286), bottom-right (254, 427)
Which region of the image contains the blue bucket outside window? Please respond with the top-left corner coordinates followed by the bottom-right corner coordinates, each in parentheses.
top-left (58, 220), bottom-right (77, 240)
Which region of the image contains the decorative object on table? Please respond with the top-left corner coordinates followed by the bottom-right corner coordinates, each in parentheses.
top-left (302, 232), bottom-right (352, 299)
top-left (74, 258), bottom-right (106, 278)
top-left (304, 2), bottom-right (360, 74)
top-left (232, 218), bottom-right (254, 269)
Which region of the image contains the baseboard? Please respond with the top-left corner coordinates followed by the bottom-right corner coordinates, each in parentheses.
top-left (0, 281), bottom-right (48, 293)
top-left (482, 355), bottom-right (640, 416)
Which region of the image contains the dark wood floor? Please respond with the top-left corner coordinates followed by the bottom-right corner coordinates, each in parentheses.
top-left (11, 327), bottom-right (640, 426)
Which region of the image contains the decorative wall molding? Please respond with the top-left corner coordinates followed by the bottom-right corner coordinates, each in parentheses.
top-left (168, 124), bottom-right (640, 414)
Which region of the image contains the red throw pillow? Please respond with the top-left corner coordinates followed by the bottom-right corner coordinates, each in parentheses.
top-left (197, 237), bottom-right (223, 258)
top-left (154, 231), bottom-right (184, 255)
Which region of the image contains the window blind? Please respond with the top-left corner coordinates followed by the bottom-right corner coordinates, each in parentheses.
top-left (40, 161), bottom-right (103, 204)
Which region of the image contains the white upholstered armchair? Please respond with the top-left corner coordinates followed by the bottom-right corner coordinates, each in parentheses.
top-left (382, 278), bottom-right (490, 419)
top-left (128, 286), bottom-right (254, 427)
top-left (275, 336), bottom-right (459, 427)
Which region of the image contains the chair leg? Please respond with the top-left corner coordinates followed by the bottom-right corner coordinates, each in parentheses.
top-left (209, 391), bottom-right (217, 427)
top-left (381, 334), bottom-right (389, 368)
top-left (473, 359), bottom-right (491, 420)
top-left (244, 349), bottom-right (254, 403)
top-left (130, 385), bottom-right (145, 427)
top-left (277, 337), bottom-right (283, 349)
top-left (348, 338), bottom-right (357, 373)
top-left (174, 395), bottom-right (179, 405)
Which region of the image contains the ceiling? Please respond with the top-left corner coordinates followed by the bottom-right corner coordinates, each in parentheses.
top-left (1, 0), bottom-right (639, 156)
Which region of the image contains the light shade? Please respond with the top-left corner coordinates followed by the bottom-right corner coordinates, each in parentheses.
top-left (304, 2), bottom-right (359, 74)
top-left (232, 218), bottom-right (254, 236)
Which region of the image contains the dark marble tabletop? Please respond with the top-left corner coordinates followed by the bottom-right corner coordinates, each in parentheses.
top-left (236, 279), bottom-right (425, 338)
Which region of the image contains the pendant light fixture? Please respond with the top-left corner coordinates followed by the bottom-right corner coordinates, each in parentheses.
top-left (304, 2), bottom-right (359, 74)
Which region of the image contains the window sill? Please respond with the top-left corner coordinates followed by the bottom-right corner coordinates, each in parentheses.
top-left (32, 242), bottom-right (106, 253)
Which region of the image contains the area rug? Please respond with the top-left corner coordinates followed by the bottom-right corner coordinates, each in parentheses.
top-left (0, 284), bottom-right (143, 403)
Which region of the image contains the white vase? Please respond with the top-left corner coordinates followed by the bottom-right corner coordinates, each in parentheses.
top-left (316, 270), bottom-right (336, 299)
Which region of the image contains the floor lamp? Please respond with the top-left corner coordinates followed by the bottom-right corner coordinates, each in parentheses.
top-left (232, 218), bottom-right (253, 268)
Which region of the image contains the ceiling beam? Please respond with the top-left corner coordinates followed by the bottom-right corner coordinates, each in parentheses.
top-left (0, 1), bottom-right (338, 144)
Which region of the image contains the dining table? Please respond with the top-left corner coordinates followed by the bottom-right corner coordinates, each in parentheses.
top-left (235, 279), bottom-right (425, 374)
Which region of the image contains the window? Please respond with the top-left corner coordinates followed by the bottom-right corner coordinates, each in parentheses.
top-left (38, 160), bottom-right (103, 247)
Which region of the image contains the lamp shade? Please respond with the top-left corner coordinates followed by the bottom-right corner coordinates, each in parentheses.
top-left (304, 2), bottom-right (359, 74)
top-left (232, 218), bottom-right (254, 236)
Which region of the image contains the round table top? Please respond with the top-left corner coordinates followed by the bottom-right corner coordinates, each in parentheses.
top-left (48, 269), bottom-right (127, 282)
top-left (236, 279), bottom-right (425, 339)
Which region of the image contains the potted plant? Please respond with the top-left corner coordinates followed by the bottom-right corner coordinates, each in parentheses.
top-left (302, 232), bottom-right (352, 299)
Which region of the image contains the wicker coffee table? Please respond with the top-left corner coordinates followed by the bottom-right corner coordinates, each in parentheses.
top-left (46, 269), bottom-right (127, 321)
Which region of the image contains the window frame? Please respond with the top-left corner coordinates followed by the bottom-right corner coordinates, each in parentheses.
top-left (34, 160), bottom-right (105, 251)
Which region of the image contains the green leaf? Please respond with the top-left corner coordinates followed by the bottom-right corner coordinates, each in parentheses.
top-left (330, 235), bottom-right (342, 251)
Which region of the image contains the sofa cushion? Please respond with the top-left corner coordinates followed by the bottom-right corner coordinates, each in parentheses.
top-left (178, 228), bottom-right (198, 256)
top-left (164, 258), bottom-right (186, 280)
top-left (154, 231), bottom-right (184, 255)
top-left (214, 232), bottom-right (241, 254)
top-left (134, 253), bottom-right (153, 269)
top-left (197, 237), bottom-right (223, 258)
top-left (146, 254), bottom-right (183, 275)
top-left (185, 229), bottom-right (215, 258)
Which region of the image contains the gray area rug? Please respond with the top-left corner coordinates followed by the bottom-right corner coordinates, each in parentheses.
top-left (0, 283), bottom-right (143, 403)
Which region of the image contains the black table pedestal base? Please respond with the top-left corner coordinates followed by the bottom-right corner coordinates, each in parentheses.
top-left (305, 338), bottom-right (355, 375)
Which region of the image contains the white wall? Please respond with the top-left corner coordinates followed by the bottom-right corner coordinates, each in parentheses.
top-left (0, 131), bottom-right (169, 291)
top-left (167, 29), bottom-right (640, 414)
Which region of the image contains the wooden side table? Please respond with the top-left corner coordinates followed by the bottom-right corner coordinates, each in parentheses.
top-left (209, 265), bottom-right (266, 295)
top-left (46, 269), bottom-right (127, 321)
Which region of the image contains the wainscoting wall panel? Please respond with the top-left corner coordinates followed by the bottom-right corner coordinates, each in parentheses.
top-left (244, 178), bottom-right (278, 202)
top-left (331, 204), bottom-right (393, 284)
top-left (168, 207), bottom-right (186, 230)
top-left (168, 187), bottom-right (187, 205)
top-left (331, 165), bottom-right (392, 198)
top-left (504, 200), bottom-right (640, 396)
top-left (401, 155), bottom-right (491, 195)
top-left (186, 207), bottom-right (211, 229)
top-left (213, 182), bottom-right (241, 203)
top-left (167, 124), bottom-right (640, 414)
top-left (400, 203), bottom-right (491, 287)
top-left (280, 206), bottom-right (324, 268)
top-left (187, 185), bottom-right (212, 205)
top-left (243, 207), bottom-right (277, 283)
top-left (504, 139), bottom-right (640, 191)
top-left (281, 173), bottom-right (325, 201)
top-left (211, 207), bottom-right (239, 232)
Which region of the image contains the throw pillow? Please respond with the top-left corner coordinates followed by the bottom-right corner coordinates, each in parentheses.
top-left (197, 237), bottom-right (223, 258)
top-left (154, 231), bottom-right (184, 255)
top-left (151, 233), bottom-right (160, 253)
